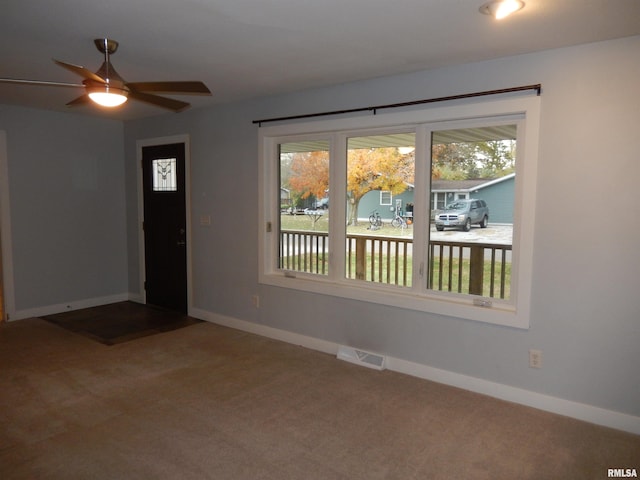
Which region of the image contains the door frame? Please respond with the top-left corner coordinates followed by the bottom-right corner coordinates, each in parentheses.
top-left (136, 134), bottom-right (192, 313)
top-left (0, 131), bottom-right (16, 321)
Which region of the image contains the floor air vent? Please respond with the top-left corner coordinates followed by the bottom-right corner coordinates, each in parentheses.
top-left (337, 346), bottom-right (386, 371)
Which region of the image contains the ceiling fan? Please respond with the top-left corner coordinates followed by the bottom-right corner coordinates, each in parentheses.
top-left (0, 38), bottom-right (211, 112)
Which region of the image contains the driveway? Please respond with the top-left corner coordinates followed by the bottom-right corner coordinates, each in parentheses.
top-left (430, 224), bottom-right (512, 245)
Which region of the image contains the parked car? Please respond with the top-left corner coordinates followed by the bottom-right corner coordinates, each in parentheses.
top-left (287, 206), bottom-right (306, 215)
top-left (435, 199), bottom-right (489, 231)
top-left (314, 197), bottom-right (329, 209)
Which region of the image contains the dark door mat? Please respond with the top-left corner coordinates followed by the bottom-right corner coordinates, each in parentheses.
top-left (41, 301), bottom-right (202, 345)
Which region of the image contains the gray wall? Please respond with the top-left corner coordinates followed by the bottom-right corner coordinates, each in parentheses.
top-left (124, 36), bottom-right (640, 419)
top-left (0, 105), bottom-right (127, 313)
top-left (1, 35), bottom-right (637, 423)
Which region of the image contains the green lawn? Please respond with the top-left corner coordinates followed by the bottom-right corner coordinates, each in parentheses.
top-left (280, 213), bottom-right (412, 237)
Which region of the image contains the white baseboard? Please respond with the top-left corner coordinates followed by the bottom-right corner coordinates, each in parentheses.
top-left (190, 307), bottom-right (338, 356)
top-left (190, 307), bottom-right (640, 436)
top-left (127, 292), bottom-right (145, 304)
top-left (10, 293), bottom-right (130, 321)
top-left (386, 357), bottom-right (640, 436)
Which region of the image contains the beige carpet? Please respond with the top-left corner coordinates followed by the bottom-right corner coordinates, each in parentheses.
top-left (0, 317), bottom-right (638, 479)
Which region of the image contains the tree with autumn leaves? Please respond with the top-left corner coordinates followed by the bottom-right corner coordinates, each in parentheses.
top-left (347, 147), bottom-right (413, 225)
top-left (287, 151), bottom-right (330, 208)
top-left (284, 147), bottom-right (414, 226)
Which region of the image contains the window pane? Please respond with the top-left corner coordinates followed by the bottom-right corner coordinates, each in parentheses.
top-left (278, 141), bottom-right (330, 275)
top-left (346, 133), bottom-right (415, 287)
top-left (380, 191), bottom-right (392, 205)
top-left (429, 125), bottom-right (515, 300)
top-left (152, 158), bottom-right (177, 191)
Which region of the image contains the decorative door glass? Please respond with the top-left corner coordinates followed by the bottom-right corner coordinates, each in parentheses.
top-left (152, 158), bottom-right (177, 191)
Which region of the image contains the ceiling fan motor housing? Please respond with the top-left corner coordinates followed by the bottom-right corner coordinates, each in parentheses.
top-left (94, 38), bottom-right (119, 55)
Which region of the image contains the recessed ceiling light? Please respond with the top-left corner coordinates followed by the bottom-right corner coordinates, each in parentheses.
top-left (479, 0), bottom-right (525, 19)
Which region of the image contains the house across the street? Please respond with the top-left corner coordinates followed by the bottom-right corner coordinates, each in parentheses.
top-left (358, 173), bottom-right (515, 224)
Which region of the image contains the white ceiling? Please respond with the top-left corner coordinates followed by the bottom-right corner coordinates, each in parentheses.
top-left (1, 0), bottom-right (639, 121)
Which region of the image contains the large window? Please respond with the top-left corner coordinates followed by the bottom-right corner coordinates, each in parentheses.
top-left (259, 97), bottom-right (540, 328)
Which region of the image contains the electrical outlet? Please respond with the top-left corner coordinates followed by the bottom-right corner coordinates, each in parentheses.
top-left (251, 295), bottom-right (260, 308)
top-left (529, 349), bottom-right (542, 369)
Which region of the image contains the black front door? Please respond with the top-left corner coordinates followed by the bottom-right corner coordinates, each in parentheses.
top-left (142, 143), bottom-right (187, 313)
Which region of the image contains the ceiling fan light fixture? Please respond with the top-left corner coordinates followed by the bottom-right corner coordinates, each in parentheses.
top-left (479, 0), bottom-right (524, 19)
top-left (0, 38), bottom-right (210, 112)
top-left (88, 85), bottom-right (128, 107)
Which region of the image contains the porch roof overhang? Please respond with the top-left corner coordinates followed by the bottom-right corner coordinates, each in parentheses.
top-left (431, 173), bottom-right (515, 193)
top-left (279, 125), bottom-right (517, 153)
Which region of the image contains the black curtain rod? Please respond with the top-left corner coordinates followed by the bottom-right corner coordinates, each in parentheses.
top-left (253, 84), bottom-right (541, 126)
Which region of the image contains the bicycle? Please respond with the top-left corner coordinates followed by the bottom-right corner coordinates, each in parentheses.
top-left (391, 214), bottom-right (407, 228)
top-left (368, 210), bottom-right (383, 230)
top-left (390, 205), bottom-right (408, 229)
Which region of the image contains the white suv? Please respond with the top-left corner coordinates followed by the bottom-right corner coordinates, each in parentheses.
top-left (435, 199), bottom-right (489, 232)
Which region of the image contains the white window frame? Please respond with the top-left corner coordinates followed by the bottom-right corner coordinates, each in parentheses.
top-left (380, 190), bottom-right (392, 205)
top-left (258, 96), bottom-right (540, 329)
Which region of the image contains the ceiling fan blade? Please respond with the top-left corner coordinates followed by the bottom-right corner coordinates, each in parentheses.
top-left (53, 59), bottom-right (106, 84)
top-left (0, 77), bottom-right (84, 88)
top-left (66, 95), bottom-right (91, 107)
top-left (127, 81), bottom-right (210, 95)
top-left (129, 91), bottom-right (190, 112)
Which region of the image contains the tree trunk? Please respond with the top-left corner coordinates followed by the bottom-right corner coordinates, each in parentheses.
top-left (348, 198), bottom-right (361, 226)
